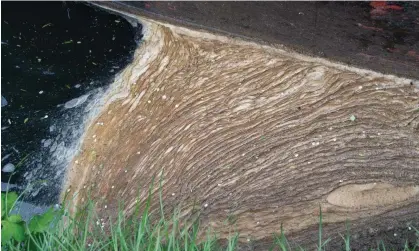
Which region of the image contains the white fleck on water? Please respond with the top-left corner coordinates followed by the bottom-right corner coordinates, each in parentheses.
top-left (2, 96), bottom-right (8, 107)
top-left (1, 154), bottom-right (11, 161)
top-left (2, 163), bottom-right (15, 173)
top-left (64, 94), bottom-right (90, 109)
top-left (43, 139), bottom-right (52, 148)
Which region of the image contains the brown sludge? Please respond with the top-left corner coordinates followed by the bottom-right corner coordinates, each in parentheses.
top-left (63, 12), bottom-right (419, 247)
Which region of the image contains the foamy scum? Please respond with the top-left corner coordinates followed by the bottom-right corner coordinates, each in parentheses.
top-left (63, 8), bottom-right (419, 244)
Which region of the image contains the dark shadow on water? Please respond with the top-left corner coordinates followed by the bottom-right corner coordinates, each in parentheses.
top-left (1, 2), bottom-right (141, 205)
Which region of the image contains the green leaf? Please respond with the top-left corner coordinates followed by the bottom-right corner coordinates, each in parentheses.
top-left (4, 192), bottom-right (18, 214)
top-left (1, 220), bottom-right (26, 242)
top-left (1, 194), bottom-right (5, 219)
top-left (8, 214), bottom-right (23, 223)
top-left (62, 40), bottom-right (73, 44)
top-left (28, 207), bottom-right (56, 233)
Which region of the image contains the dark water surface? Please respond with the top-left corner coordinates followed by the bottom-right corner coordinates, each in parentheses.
top-left (1, 2), bottom-right (141, 205)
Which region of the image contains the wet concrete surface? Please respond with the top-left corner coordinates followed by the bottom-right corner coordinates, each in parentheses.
top-left (65, 4), bottom-right (419, 249)
top-left (97, 1), bottom-right (419, 79)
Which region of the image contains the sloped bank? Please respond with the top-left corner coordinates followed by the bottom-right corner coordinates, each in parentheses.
top-left (63, 4), bottom-right (419, 250)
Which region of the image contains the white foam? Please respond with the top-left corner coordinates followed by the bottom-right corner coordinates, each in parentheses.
top-left (64, 94), bottom-right (90, 109)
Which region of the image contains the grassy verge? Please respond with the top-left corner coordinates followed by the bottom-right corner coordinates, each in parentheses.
top-left (2, 185), bottom-right (419, 250)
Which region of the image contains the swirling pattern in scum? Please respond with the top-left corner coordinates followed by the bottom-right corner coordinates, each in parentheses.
top-left (63, 17), bottom-right (419, 244)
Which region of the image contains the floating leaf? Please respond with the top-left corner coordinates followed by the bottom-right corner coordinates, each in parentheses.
top-left (42, 23), bottom-right (52, 28)
top-left (1, 220), bottom-right (26, 243)
top-left (349, 115), bottom-right (356, 122)
top-left (62, 40), bottom-right (73, 45)
top-left (24, 118), bottom-right (29, 124)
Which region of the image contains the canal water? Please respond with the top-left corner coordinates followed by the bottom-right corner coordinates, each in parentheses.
top-left (1, 2), bottom-right (141, 205)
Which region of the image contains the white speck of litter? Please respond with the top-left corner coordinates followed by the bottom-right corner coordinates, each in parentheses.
top-left (83, 186), bottom-right (86, 189)
top-left (175, 104), bottom-right (179, 108)
top-left (162, 95), bottom-right (167, 100)
top-left (124, 170), bottom-right (127, 173)
top-left (67, 188), bottom-right (71, 192)
top-left (394, 233), bottom-right (397, 237)
top-left (358, 86), bottom-right (363, 90)
top-left (136, 151), bottom-right (141, 155)
top-left (112, 36), bottom-right (116, 41)
top-left (172, 193), bottom-right (175, 196)
top-left (147, 100), bottom-right (151, 103)
top-left (204, 203), bottom-right (208, 208)
top-left (257, 222), bottom-right (260, 225)
top-left (294, 154), bottom-right (299, 157)
top-left (339, 180), bottom-right (343, 183)
top-left (111, 186), bottom-right (114, 189)
top-left (333, 138), bottom-right (337, 142)
top-left (92, 135), bottom-right (96, 138)
top-left (77, 41), bottom-right (81, 44)
top-left (43, 115), bottom-right (48, 119)
top-left (408, 226), bottom-right (412, 231)
top-left (104, 205), bottom-right (107, 209)
top-left (247, 239), bottom-right (251, 242)
top-left (38, 58), bottom-right (42, 62)
top-left (39, 90), bottom-right (44, 94)
top-left (75, 160), bottom-right (79, 164)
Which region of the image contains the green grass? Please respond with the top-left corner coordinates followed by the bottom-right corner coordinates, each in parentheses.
top-left (2, 184), bottom-right (419, 251)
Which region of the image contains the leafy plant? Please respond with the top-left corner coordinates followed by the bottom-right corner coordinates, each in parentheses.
top-left (1, 192), bottom-right (26, 243)
top-left (1, 191), bottom-right (60, 247)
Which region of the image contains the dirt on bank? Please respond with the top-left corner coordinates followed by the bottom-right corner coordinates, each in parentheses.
top-left (63, 3), bottom-right (419, 250)
top-left (99, 1), bottom-right (419, 80)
